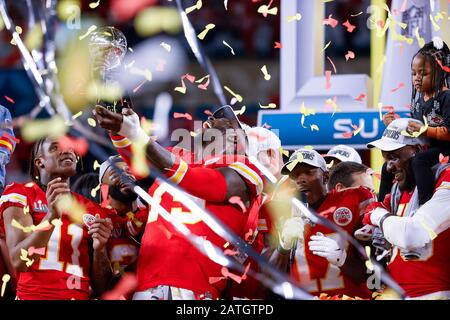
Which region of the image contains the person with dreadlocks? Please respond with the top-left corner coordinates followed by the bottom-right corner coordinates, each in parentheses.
top-left (0, 136), bottom-right (114, 299)
top-left (381, 37), bottom-right (450, 205)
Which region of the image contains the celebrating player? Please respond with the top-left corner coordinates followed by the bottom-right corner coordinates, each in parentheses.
top-left (0, 136), bottom-right (113, 299)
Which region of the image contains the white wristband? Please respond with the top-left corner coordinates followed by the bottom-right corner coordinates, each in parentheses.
top-left (118, 112), bottom-right (150, 144)
top-left (371, 207), bottom-right (390, 227)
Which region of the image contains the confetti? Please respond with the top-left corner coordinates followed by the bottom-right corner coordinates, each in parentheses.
top-left (160, 42), bottom-right (171, 52)
top-left (345, 51), bottom-right (355, 61)
top-left (321, 41), bottom-right (331, 53)
top-left (72, 111), bottom-right (83, 120)
top-left (195, 74), bottom-right (210, 90)
top-left (224, 249), bottom-right (239, 256)
top-left (436, 57), bottom-right (450, 73)
top-left (342, 20), bottom-right (356, 32)
top-left (4, 96), bottom-right (14, 104)
top-left (325, 97), bottom-right (341, 116)
top-left (93, 160), bottom-right (101, 171)
top-left (21, 117), bottom-right (68, 143)
top-left (222, 40), bottom-right (235, 55)
top-left (185, 0), bottom-right (202, 14)
top-left (204, 109), bottom-right (213, 116)
top-left (323, 14), bottom-right (338, 28)
top-left (326, 56), bottom-right (337, 74)
top-left (27, 246), bottom-right (45, 256)
top-left (352, 123), bottom-right (364, 136)
top-left (87, 118), bottom-right (96, 127)
top-left (415, 27), bottom-right (425, 48)
top-left (224, 86), bottom-right (243, 103)
top-left (439, 153), bottom-right (449, 164)
top-left (351, 12), bottom-right (363, 17)
top-left (287, 13), bottom-right (302, 22)
top-left (229, 196), bottom-right (247, 213)
top-left (102, 273), bottom-right (138, 300)
top-left (300, 102), bottom-right (316, 116)
top-left (221, 266), bottom-right (245, 284)
top-left (89, 0), bottom-right (100, 9)
top-left (259, 102), bottom-right (277, 109)
top-left (133, 79), bottom-right (148, 93)
top-left (355, 93), bottom-right (366, 101)
top-left (326, 160), bottom-right (334, 169)
top-left (101, 184), bottom-right (109, 207)
top-left (274, 41), bottom-right (282, 49)
top-left (79, 25), bottom-right (97, 40)
top-left (173, 112), bottom-right (193, 121)
top-left (23, 206), bottom-right (29, 215)
top-left (209, 276), bottom-right (226, 284)
top-left (262, 123), bottom-right (272, 129)
top-left (260, 65), bottom-right (271, 81)
top-left (1, 274), bottom-right (10, 297)
top-left (91, 184), bottom-right (100, 198)
top-left (391, 82), bottom-right (405, 93)
top-left (310, 124), bottom-right (319, 131)
top-left (400, 0), bottom-right (408, 12)
top-left (325, 70), bottom-right (332, 89)
top-left (365, 246), bottom-right (374, 271)
top-left (129, 67), bottom-right (153, 82)
top-left (127, 212), bottom-right (143, 228)
top-left (286, 152), bottom-right (304, 171)
top-left (279, 147), bottom-right (289, 157)
top-left (401, 116), bottom-right (428, 138)
top-left (58, 136), bottom-right (89, 156)
top-left (224, 0), bottom-right (229, 10)
top-left (11, 219), bottom-right (52, 233)
top-left (174, 74), bottom-right (196, 94)
top-left (197, 24), bottom-right (215, 40)
top-left (234, 105), bottom-right (246, 116)
top-left (257, 4), bottom-right (278, 17)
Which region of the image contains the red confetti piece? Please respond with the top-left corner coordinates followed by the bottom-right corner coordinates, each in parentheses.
top-left (326, 56), bottom-right (337, 74)
top-left (204, 109), bottom-right (213, 116)
top-left (224, 249), bottom-right (239, 256)
top-left (173, 112), bottom-right (193, 121)
top-left (355, 93), bottom-right (366, 101)
top-left (345, 51), bottom-right (355, 61)
top-left (101, 184), bottom-right (110, 207)
top-left (197, 77), bottom-right (210, 91)
top-left (221, 266), bottom-right (245, 284)
top-left (156, 59), bottom-right (166, 72)
top-left (58, 136), bottom-right (89, 156)
top-left (133, 79), bottom-right (147, 93)
top-left (323, 14), bottom-right (338, 28)
top-left (377, 20), bottom-right (385, 28)
top-left (262, 123), bottom-right (272, 129)
top-left (391, 82), bottom-right (405, 93)
top-left (229, 196), bottom-right (247, 213)
top-left (274, 41), bottom-right (282, 49)
top-left (318, 206), bottom-right (336, 218)
top-left (4, 96), bottom-right (15, 104)
top-left (325, 70), bottom-right (332, 89)
top-left (400, 0), bottom-right (408, 12)
top-left (102, 273), bottom-right (138, 300)
top-left (27, 246), bottom-right (45, 256)
top-left (342, 20), bottom-right (356, 32)
top-left (439, 153), bottom-right (449, 164)
top-left (209, 276), bottom-right (226, 284)
top-left (342, 132), bottom-right (353, 139)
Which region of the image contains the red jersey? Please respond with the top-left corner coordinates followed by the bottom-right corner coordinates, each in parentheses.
top-left (137, 155), bottom-right (263, 299)
top-left (387, 168), bottom-right (450, 297)
top-left (0, 182), bottom-right (111, 300)
top-left (292, 187), bottom-right (375, 298)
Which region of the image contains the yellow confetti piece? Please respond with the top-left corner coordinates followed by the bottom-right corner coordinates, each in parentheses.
top-left (321, 41), bottom-right (331, 53)
top-left (125, 60), bottom-right (136, 69)
top-left (79, 25), bottom-right (97, 40)
top-left (89, 0), bottom-right (100, 9)
top-left (223, 242), bottom-right (230, 248)
top-left (24, 24), bottom-right (43, 51)
top-left (286, 160), bottom-right (299, 172)
top-left (287, 13), bottom-right (302, 22)
top-left (72, 111), bottom-right (83, 120)
top-left (299, 102), bottom-right (316, 116)
top-left (222, 40), bottom-right (235, 55)
top-left (260, 65), bottom-right (271, 81)
top-left (401, 117), bottom-right (428, 138)
top-left (310, 124), bottom-right (319, 131)
top-left (129, 67), bottom-right (153, 82)
top-left (21, 116), bottom-right (68, 143)
top-left (91, 184), bottom-right (100, 198)
top-left (23, 206), bottom-right (30, 215)
top-left (353, 123), bottom-right (364, 136)
top-left (1, 274), bottom-right (10, 297)
top-left (190, 131), bottom-right (198, 137)
top-left (11, 219), bottom-right (51, 233)
top-left (87, 118), bottom-right (96, 127)
top-left (55, 194), bottom-right (86, 225)
top-left (326, 160), bottom-right (334, 169)
top-left (160, 42), bottom-right (171, 52)
top-left (257, 5), bottom-right (278, 16)
top-left (126, 212), bottom-right (143, 228)
top-left (378, 102), bottom-right (383, 121)
top-left (224, 86), bottom-right (243, 103)
top-left (429, 14), bottom-right (440, 31)
top-left (131, 139), bottom-right (150, 178)
top-left (197, 24), bottom-right (215, 40)
top-left (93, 160), bottom-right (101, 171)
top-left (185, 0), bottom-right (202, 14)
top-left (87, 80), bottom-right (124, 102)
top-left (365, 246), bottom-right (374, 271)
top-left (259, 102), bottom-right (277, 109)
top-left (303, 146), bottom-right (314, 150)
top-left (415, 27), bottom-right (425, 48)
top-left (0, 15), bottom-right (4, 31)
top-left (234, 105), bottom-right (246, 116)
top-left (15, 26), bottom-right (22, 34)
top-left (51, 218), bottom-right (63, 228)
top-left (279, 147), bottom-right (289, 157)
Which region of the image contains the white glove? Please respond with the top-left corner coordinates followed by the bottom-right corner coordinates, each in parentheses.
top-left (118, 108), bottom-right (150, 144)
top-left (308, 232), bottom-right (347, 267)
top-left (280, 217), bottom-right (304, 250)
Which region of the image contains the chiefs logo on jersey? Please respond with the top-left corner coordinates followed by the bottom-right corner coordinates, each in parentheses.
top-left (333, 207), bottom-right (352, 226)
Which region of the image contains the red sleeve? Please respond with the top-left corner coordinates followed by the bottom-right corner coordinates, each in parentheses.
top-left (0, 183), bottom-right (29, 217)
top-left (357, 187), bottom-right (377, 216)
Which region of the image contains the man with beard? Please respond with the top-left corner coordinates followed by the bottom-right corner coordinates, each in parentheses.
top-left (273, 149), bottom-right (375, 298)
top-left (94, 105), bottom-right (264, 300)
top-left (359, 118), bottom-right (450, 299)
top-left (98, 155), bottom-right (146, 276)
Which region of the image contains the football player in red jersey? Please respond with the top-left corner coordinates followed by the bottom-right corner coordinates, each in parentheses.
top-left (272, 148), bottom-right (375, 299)
top-left (0, 136), bottom-right (113, 300)
top-left (360, 118), bottom-right (450, 299)
top-left (94, 105), bottom-right (265, 300)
